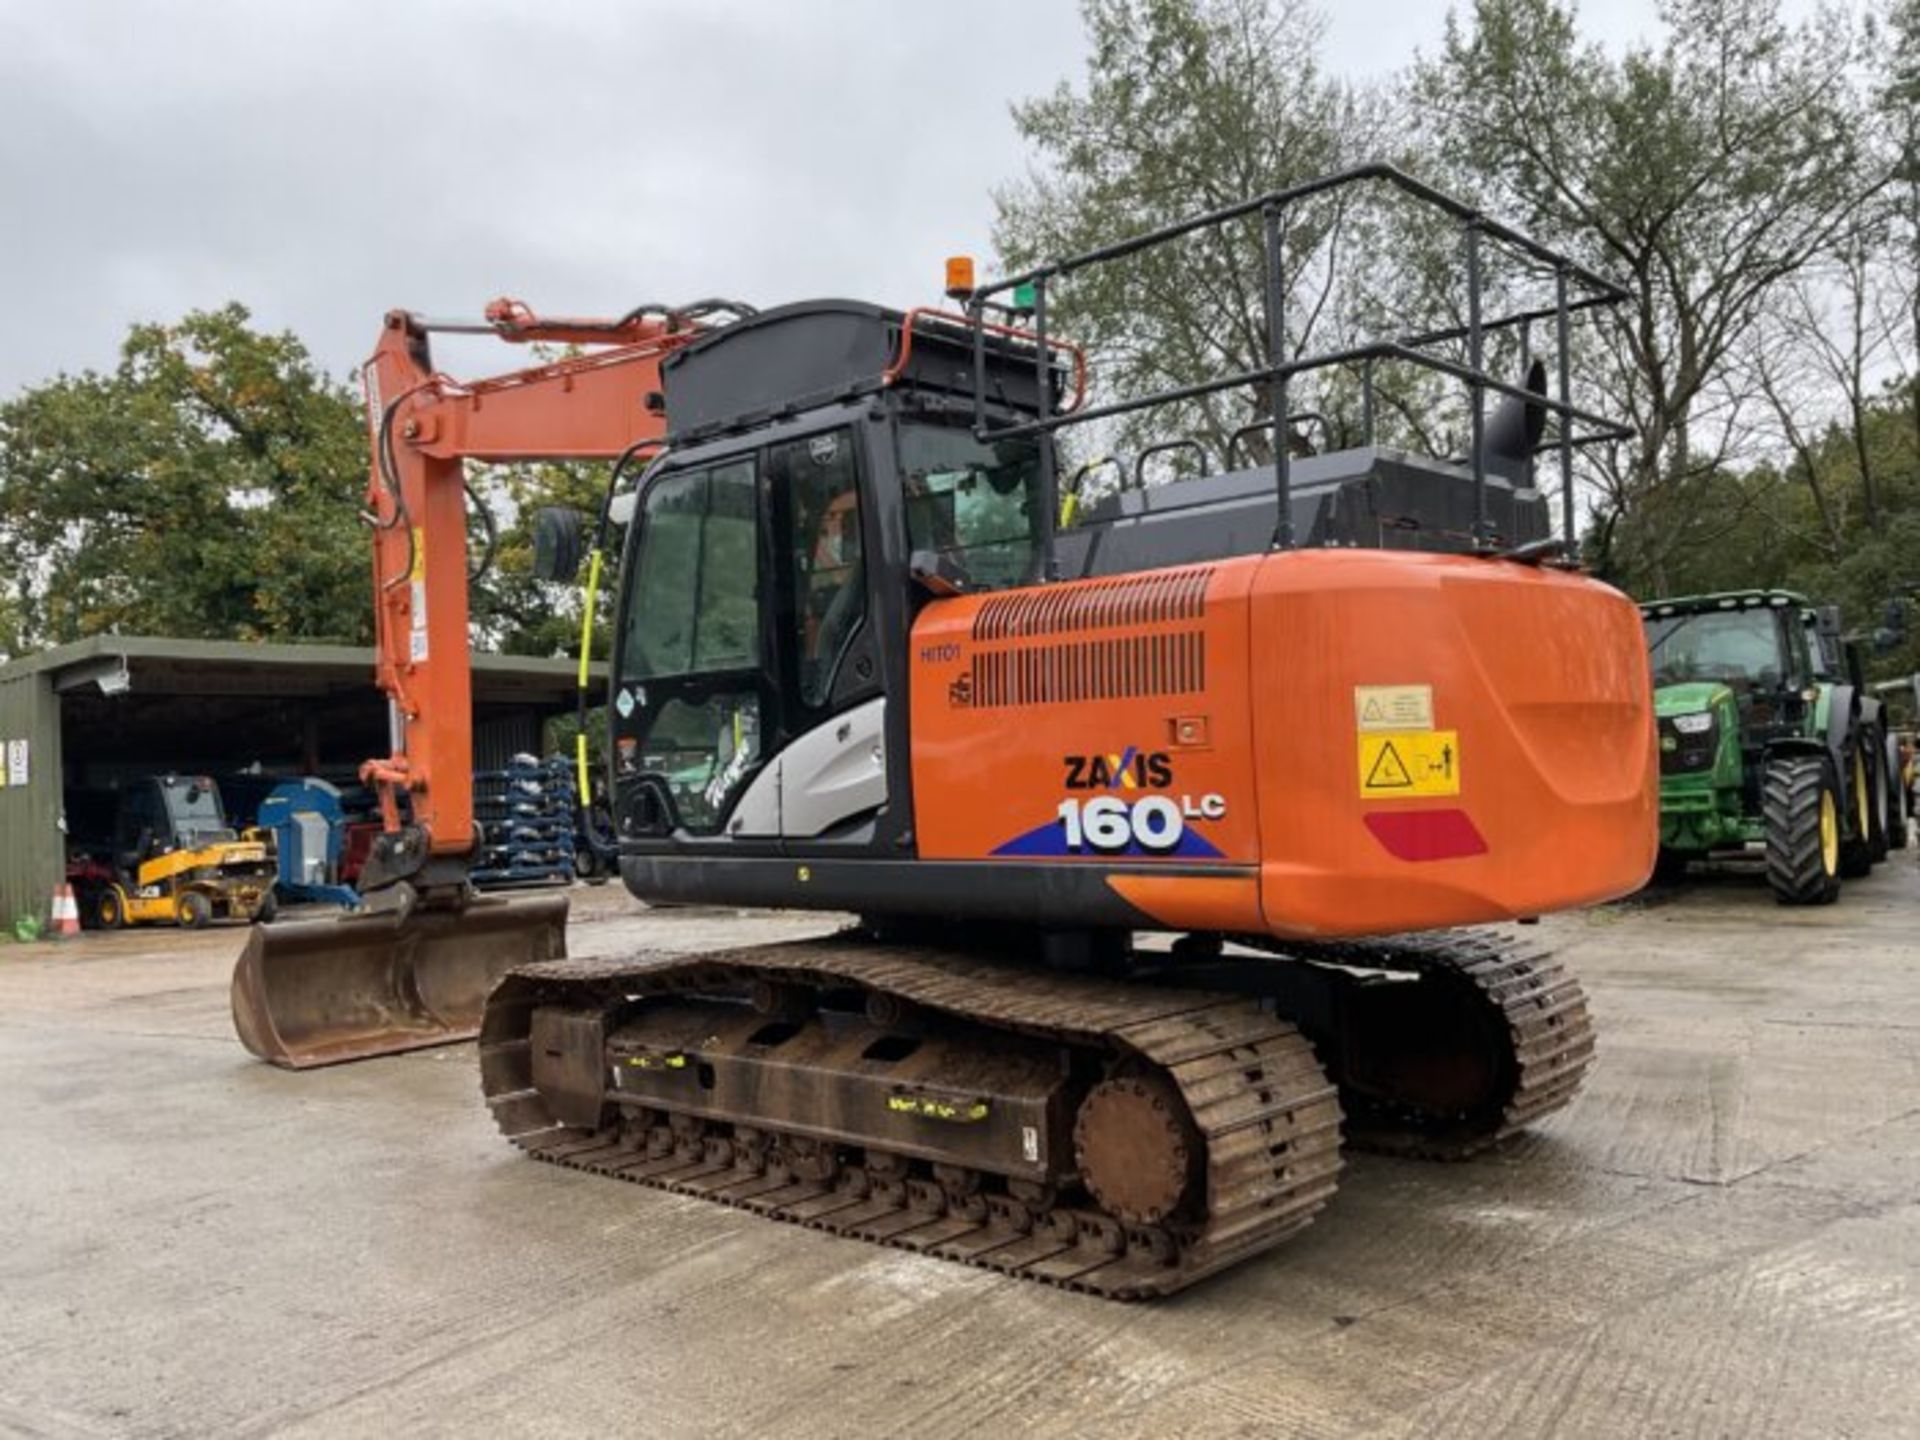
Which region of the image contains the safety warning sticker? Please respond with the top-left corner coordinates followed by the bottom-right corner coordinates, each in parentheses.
top-left (1358, 730), bottom-right (1459, 798)
top-left (1354, 684), bottom-right (1434, 732)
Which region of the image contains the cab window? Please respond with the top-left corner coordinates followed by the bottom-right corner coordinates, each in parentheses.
top-left (1644, 609), bottom-right (1786, 691)
top-left (622, 458), bottom-right (760, 680)
top-left (898, 424), bottom-right (1044, 591)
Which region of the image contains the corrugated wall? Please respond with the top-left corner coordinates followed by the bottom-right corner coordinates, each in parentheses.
top-left (474, 713), bottom-right (541, 773)
top-left (0, 670), bottom-right (63, 934)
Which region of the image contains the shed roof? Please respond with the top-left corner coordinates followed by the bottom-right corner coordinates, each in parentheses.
top-left (0, 635), bottom-right (602, 704)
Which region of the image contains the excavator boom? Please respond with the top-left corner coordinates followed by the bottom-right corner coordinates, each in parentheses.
top-left (232, 299), bottom-right (731, 1068)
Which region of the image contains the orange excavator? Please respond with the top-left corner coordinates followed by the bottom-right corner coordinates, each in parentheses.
top-left (234, 165), bottom-right (1656, 1298)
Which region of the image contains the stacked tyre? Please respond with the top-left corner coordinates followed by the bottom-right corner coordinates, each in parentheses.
top-left (471, 754), bottom-right (577, 889)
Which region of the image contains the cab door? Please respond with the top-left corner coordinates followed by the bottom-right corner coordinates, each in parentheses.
top-left (763, 426), bottom-right (887, 842)
top-left (612, 452), bottom-right (777, 843)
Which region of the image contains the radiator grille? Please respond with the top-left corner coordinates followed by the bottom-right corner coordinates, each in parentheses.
top-left (1657, 716), bottom-right (1718, 775)
top-left (972, 567), bottom-right (1211, 641)
top-left (969, 632), bottom-right (1205, 708)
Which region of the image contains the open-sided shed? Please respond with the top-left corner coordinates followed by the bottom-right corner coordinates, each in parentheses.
top-left (0, 636), bottom-right (593, 931)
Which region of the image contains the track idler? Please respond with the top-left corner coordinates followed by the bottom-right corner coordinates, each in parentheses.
top-left (231, 887), bottom-right (568, 1069)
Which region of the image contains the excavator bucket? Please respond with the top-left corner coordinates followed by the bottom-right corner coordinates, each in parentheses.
top-left (230, 893), bottom-right (569, 1069)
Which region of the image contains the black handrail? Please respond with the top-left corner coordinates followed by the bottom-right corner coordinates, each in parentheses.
top-left (1226, 413), bottom-right (1334, 467)
top-left (980, 162), bottom-right (1627, 304)
top-left (964, 163), bottom-right (1630, 571)
top-left (979, 340), bottom-right (1630, 446)
top-left (1133, 439), bottom-right (1213, 490)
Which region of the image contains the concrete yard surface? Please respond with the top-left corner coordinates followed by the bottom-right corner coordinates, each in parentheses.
top-left (2, 869), bottom-right (1917, 1439)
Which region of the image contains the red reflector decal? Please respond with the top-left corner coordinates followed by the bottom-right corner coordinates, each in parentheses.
top-left (1364, 809), bottom-right (1488, 862)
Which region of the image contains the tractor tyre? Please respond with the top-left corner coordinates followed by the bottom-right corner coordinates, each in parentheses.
top-left (1763, 755), bottom-right (1842, 906)
top-left (176, 890), bottom-right (213, 930)
top-left (1839, 743), bottom-right (1876, 878)
top-left (254, 890), bottom-right (279, 925)
top-left (1889, 747), bottom-right (1910, 852)
top-left (1864, 734), bottom-right (1891, 862)
top-left (96, 888), bottom-right (127, 930)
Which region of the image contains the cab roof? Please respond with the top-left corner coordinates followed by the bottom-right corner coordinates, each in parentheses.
top-left (1638, 589), bottom-right (1811, 618)
top-left (659, 299), bottom-right (1058, 443)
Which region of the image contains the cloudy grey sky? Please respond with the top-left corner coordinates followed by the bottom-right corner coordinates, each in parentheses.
top-left (2, 0), bottom-right (1693, 394)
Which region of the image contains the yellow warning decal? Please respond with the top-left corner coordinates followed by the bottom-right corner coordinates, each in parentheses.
top-left (887, 1094), bottom-right (991, 1124)
top-left (624, 1052), bottom-right (688, 1070)
top-left (1354, 684), bottom-right (1434, 732)
top-left (1358, 730), bottom-right (1460, 798)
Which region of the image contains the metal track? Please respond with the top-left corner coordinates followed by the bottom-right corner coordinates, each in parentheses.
top-left (480, 940), bottom-right (1344, 1300)
top-left (1238, 929), bottom-right (1596, 1159)
top-left (479, 928), bottom-right (1592, 1296)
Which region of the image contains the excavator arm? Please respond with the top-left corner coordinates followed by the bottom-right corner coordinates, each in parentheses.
top-left (232, 297), bottom-right (739, 1067)
top-left (355, 302), bottom-right (699, 889)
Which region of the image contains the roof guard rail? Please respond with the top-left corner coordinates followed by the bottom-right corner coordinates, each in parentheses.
top-left (960, 162), bottom-right (1632, 577)
top-left (881, 306), bottom-right (1088, 416)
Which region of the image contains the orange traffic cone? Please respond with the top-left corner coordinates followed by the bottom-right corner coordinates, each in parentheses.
top-left (51, 883), bottom-right (81, 940)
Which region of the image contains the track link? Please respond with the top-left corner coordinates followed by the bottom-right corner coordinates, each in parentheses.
top-left (479, 940), bottom-right (1343, 1300)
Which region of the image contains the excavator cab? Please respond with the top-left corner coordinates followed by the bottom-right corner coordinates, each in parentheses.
top-left (594, 310), bottom-right (1057, 873)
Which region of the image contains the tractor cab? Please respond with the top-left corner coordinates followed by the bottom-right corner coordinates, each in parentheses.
top-left (1643, 591), bottom-right (1816, 766)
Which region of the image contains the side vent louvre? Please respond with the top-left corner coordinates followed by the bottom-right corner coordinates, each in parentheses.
top-left (972, 567), bottom-right (1211, 641)
top-left (970, 632), bottom-right (1205, 709)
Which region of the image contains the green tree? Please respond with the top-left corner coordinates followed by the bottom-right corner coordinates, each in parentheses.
top-left (469, 459), bottom-right (617, 657)
top-left (1418, 0), bottom-right (1886, 590)
top-left (0, 305), bottom-right (370, 655)
top-left (1619, 388), bottom-right (1920, 678)
top-left (993, 0), bottom-right (1405, 476)
top-left (1875, 0), bottom-right (1920, 457)
top-left (1776, 391), bottom-right (1920, 678)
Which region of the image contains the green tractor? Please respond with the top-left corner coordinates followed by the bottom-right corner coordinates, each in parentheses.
top-left (1641, 590), bottom-right (1893, 903)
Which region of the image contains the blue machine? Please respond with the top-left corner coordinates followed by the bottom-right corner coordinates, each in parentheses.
top-left (257, 779), bottom-right (361, 910)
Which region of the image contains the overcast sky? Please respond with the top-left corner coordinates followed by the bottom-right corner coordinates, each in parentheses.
top-left (3, 0), bottom-right (1705, 394)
